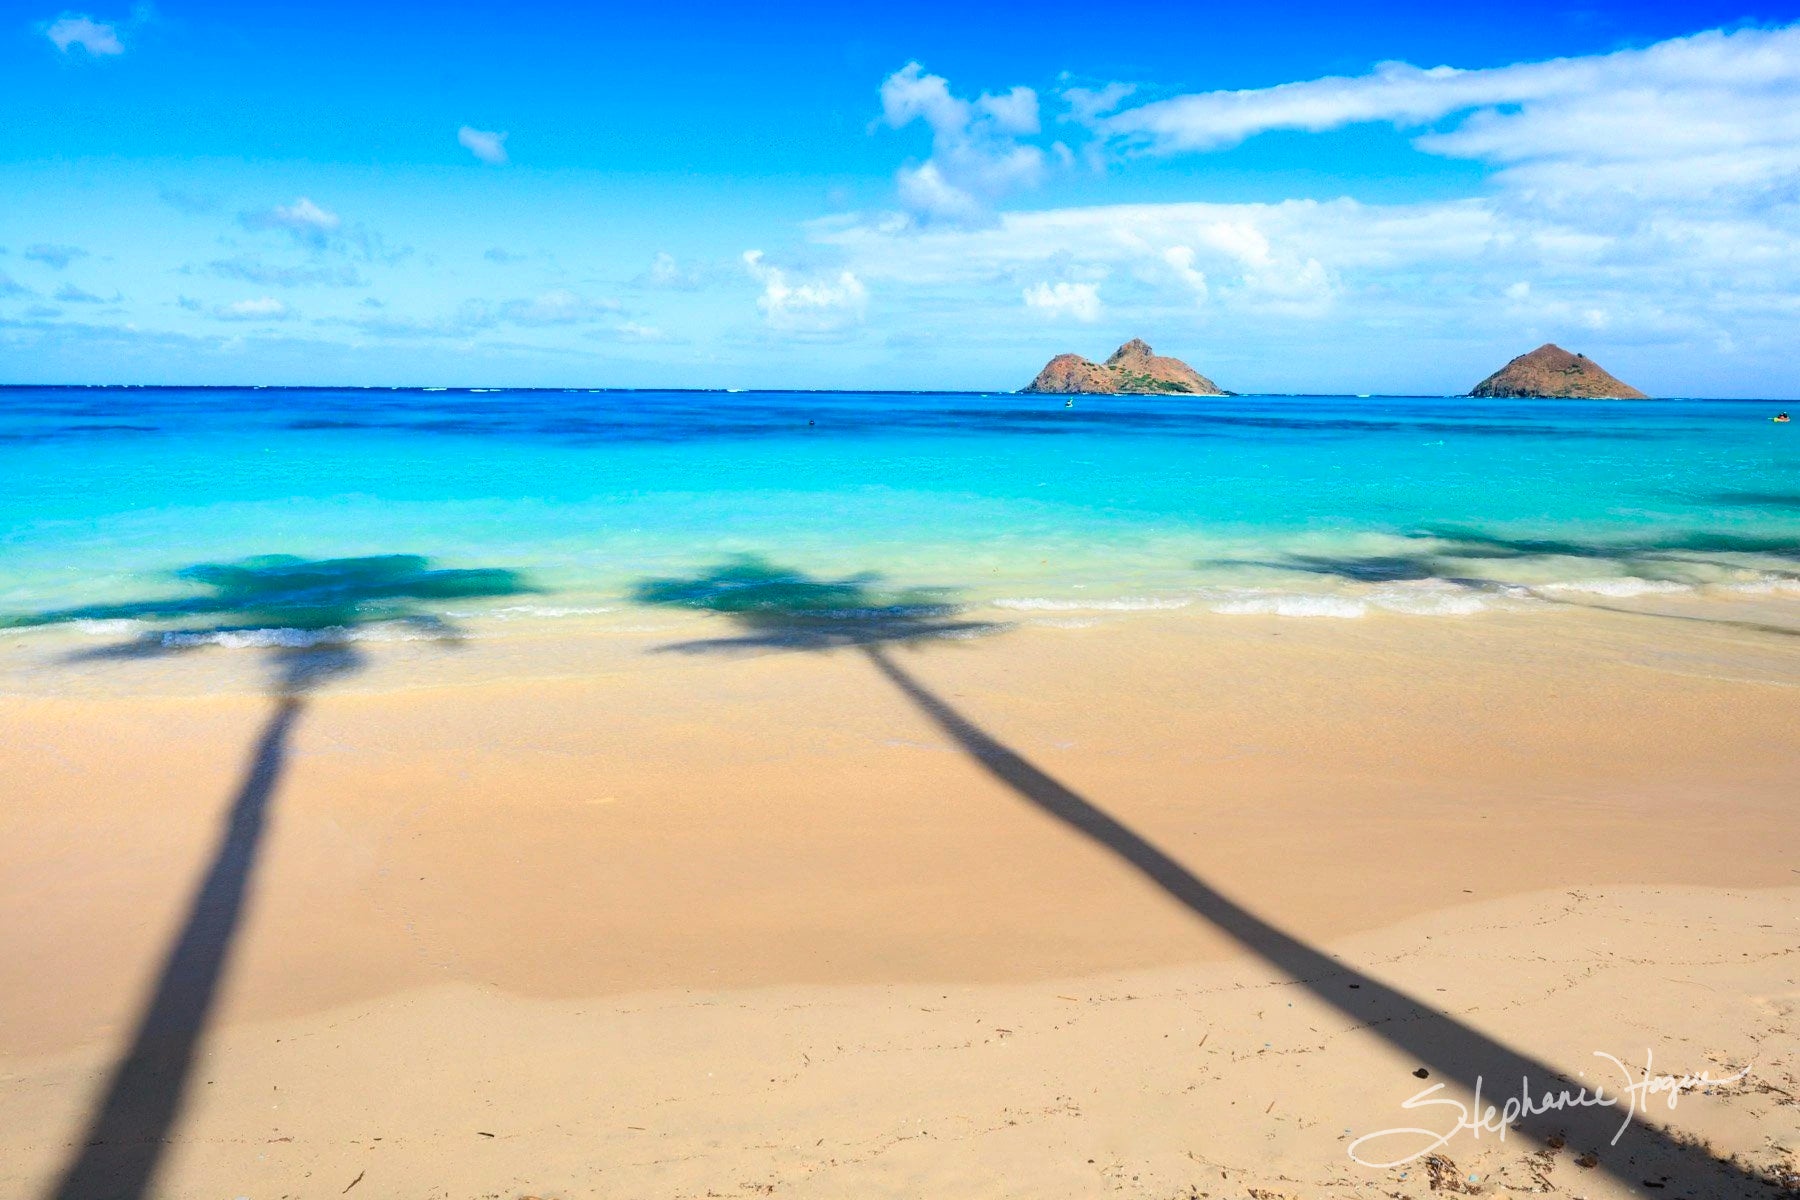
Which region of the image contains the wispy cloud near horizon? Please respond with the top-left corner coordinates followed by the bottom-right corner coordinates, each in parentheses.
top-left (458, 126), bottom-right (509, 165)
top-left (235, 196), bottom-right (408, 265)
top-left (205, 256), bottom-right (364, 288)
top-left (25, 243), bottom-right (89, 269)
top-left (240, 197), bottom-right (341, 249)
top-left (215, 296), bottom-right (291, 321)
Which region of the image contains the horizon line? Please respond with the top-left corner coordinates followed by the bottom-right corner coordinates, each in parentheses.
top-left (0, 384), bottom-right (1791, 402)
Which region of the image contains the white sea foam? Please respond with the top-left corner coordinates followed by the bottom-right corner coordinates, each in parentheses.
top-left (158, 627), bottom-right (343, 649)
top-left (1208, 593), bottom-right (1369, 618)
top-left (481, 604), bottom-right (619, 619)
top-left (1536, 578), bottom-right (1691, 598)
top-left (155, 624), bottom-right (445, 649)
top-left (1714, 575), bottom-right (1800, 595)
top-left (1367, 581), bottom-right (1509, 616)
top-left (992, 596), bottom-right (1193, 612)
top-left (72, 619), bottom-right (143, 636)
top-left (1369, 592), bottom-right (1488, 616)
top-left (941, 624), bottom-right (1004, 641)
top-left (996, 581), bottom-right (1522, 621)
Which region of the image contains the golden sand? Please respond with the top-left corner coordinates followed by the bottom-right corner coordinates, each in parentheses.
top-left (2, 605), bottom-right (1797, 1196)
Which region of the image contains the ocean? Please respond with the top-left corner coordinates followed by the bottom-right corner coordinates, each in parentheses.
top-left (2, 386), bottom-right (1797, 644)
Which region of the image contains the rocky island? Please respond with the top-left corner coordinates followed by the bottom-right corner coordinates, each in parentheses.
top-left (1022, 339), bottom-right (1228, 395)
top-left (1469, 343), bottom-right (1648, 399)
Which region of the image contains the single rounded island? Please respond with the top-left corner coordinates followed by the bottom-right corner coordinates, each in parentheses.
top-left (1469, 343), bottom-right (1649, 399)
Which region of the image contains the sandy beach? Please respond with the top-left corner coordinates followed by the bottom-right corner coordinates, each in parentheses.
top-left (3, 604), bottom-right (1798, 1197)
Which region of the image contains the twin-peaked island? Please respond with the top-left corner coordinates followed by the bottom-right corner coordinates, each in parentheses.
top-left (1021, 339), bottom-right (1649, 399)
top-left (1021, 338), bottom-right (1230, 396)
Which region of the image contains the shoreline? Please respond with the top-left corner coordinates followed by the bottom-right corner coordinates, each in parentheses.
top-left (5, 582), bottom-right (1799, 699)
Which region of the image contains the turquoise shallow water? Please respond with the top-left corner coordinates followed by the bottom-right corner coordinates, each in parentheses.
top-left (2, 386), bottom-right (1797, 634)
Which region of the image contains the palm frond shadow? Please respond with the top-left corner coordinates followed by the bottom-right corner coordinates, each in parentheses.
top-left (632, 553), bottom-right (1002, 652)
top-left (635, 556), bottom-right (1784, 1195)
top-left (1205, 526), bottom-right (1800, 639)
top-left (19, 553), bottom-right (535, 1200)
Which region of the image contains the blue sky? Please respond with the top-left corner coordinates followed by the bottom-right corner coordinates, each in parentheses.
top-left (3, 0), bottom-right (1799, 394)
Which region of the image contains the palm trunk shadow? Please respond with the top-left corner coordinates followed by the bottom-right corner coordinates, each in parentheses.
top-left (46, 694), bottom-right (303, 1200)
top-left (859, 643), bottom-right (1776, 1195)
top-left (14, 552), bottom-right (534, 1200)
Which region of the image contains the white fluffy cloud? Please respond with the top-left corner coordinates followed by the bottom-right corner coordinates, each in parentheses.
top-left (1161, 246), bottom-right (1208, 302)
top-left (743, 250), bottom-right (868, 332)
top-left (1022, 281), bottom-right (1101, 321)
top-left (45, 14), bottom-right (123, 56)
top-left (878, 63), bottom-right (1052, 224)
top-left (458, 126), bottom-right (509, 166)
top-left (1093, 24), bottom-right (1800, 207)
top-left (819, 201), bottom-right (1350, 317)
top-left (811, 181), bottom-right (1797, 365)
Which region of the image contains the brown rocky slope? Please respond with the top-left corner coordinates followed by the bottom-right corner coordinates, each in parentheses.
top-left (1469, 343), bottom-right (1648, 399)
top-left (1022, 339), bottom-right (1227, 395)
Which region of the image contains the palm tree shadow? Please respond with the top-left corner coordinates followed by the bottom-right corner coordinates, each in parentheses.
top-left (635, 556), bottom-right (1783, 1195)
top-left (634, 553), bottom-right (1001, 653)
top-left (11, 554), bottom-right (535, 1200)
top-left (1204, 527), bottom-right (1800, 639)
